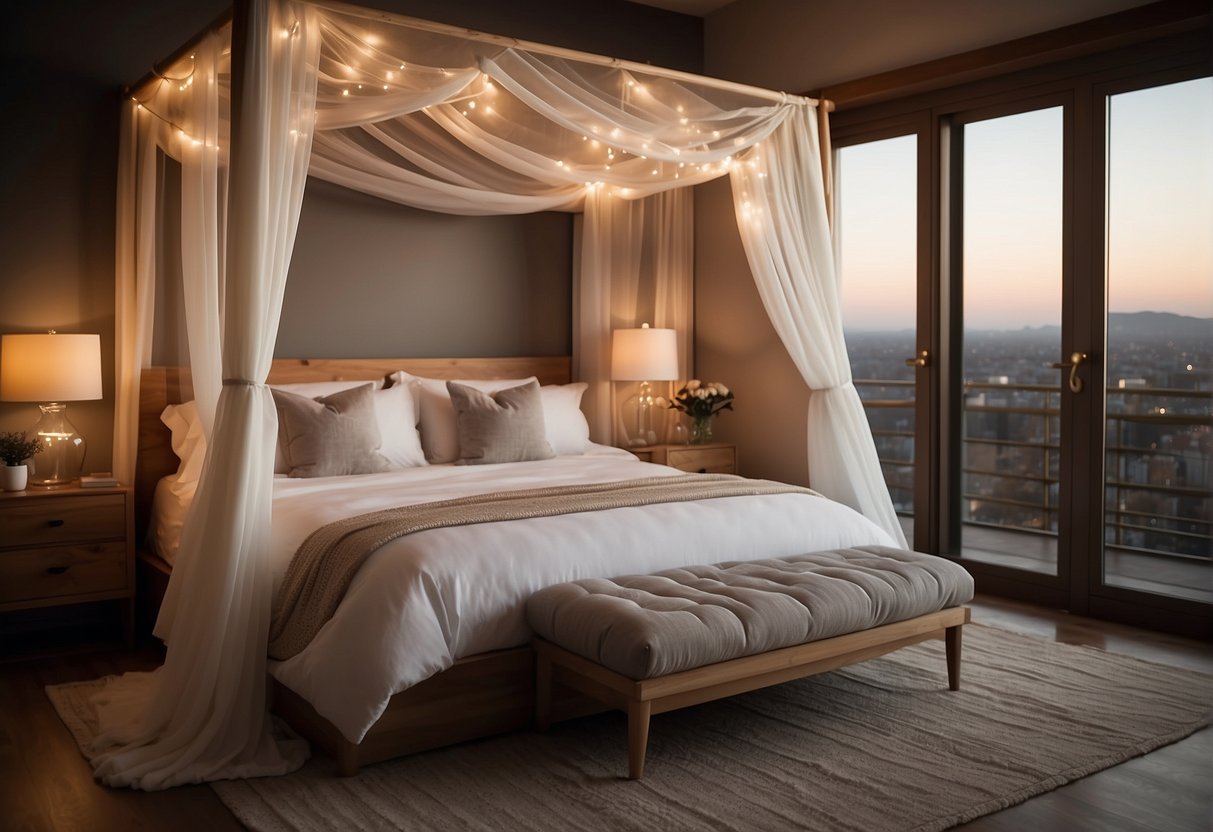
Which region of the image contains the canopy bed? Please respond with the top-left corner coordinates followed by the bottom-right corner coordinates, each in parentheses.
top-left (92, 0), bottom-right (907, 789)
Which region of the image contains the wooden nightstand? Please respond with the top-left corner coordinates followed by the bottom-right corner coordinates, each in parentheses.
top-left (628, 443), bottom-right (737, 474)
top-left (0, 484), bottom-right (136, 654)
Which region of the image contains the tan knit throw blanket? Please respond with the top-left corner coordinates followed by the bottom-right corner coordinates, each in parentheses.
top-left (268, 474), bottom-right (820, 660)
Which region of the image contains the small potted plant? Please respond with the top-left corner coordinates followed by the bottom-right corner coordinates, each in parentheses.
top-left (0, 431), bottom-right (43, 491)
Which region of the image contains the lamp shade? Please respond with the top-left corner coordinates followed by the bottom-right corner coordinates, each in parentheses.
top-left (0, 333), bottom-right (103, 402)
top-left (610, 325), bottom-right (679, 381)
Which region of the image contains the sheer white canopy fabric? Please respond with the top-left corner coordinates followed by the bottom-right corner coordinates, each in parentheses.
top-left (102, 0), bottom-right (903, 788)
top-left (577, 187), bottom-right (693, 445)
top-left (95, 0), bottom-right (315, 788)
top-left (730, 112), bottom-right (908, 547)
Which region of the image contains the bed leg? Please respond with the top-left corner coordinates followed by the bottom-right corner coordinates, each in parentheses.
top-left (336, 740), bottom-right (360, 777)
top-left (535, 650), bottom-right (552, 732)
top-left (945, 624), bottom-right (963, 691)
top-left (627, 699), bottom-right (652, 780)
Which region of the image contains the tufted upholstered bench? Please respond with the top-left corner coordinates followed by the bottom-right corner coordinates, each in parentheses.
top-left (526, 545), bottom-right (974, 779)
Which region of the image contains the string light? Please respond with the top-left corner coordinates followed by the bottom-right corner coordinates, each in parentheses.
top-left (127, 24), bottom-right (783, 200)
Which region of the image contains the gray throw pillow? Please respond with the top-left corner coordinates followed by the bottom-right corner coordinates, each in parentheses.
top-left (271, 383), bottom-right (390, 478)
top-left (447, 379), bottom-right (556, 465)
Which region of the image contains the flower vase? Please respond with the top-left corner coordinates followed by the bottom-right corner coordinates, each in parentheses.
top-left (690, 415), bottom-right (714, 445)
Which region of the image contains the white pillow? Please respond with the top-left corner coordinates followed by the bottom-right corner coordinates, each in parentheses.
top-left (538, 382), bottom-right (591, 455)
top-left (391, 371), bottom-right (537, 464)
top-left (373, 381), bottom-right (427, 469)
top-left (391, 371), bottom-right (592, 461)
top-left (160, 401), bottom-right (207, 488)
top-left (271, 379), bottom-right (385, 474)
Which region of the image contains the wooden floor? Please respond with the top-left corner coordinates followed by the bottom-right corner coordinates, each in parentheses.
top-left (1, 595), bottom-right (1209, 832)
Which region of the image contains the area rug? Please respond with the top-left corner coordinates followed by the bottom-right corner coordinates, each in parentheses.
top-left (47, 624), bottom-right (1210, 831)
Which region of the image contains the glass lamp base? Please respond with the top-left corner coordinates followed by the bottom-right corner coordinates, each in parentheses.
top-left (27, 403), bottom-right (86, 487)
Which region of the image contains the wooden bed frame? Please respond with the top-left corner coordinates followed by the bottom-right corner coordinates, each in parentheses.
top-left (136, 355), bottom-right (595, 775)
top-left (136, 355), bottom-right (963, 777)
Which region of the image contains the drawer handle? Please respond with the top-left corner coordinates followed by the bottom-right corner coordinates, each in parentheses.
top-left (697, 467), bottom-right (707, 473)
top-left (47, 519), bottom-right (65, 528)
top-left (46, 566), bottom-right (70, 575)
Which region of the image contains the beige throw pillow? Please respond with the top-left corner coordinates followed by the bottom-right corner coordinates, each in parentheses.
top-left (447, 380), bottom-right (556, 465)
top-left (271, 384), bottom-right (390, 478)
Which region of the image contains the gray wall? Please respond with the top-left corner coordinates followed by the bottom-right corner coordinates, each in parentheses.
top-left (694, 0), bottom-right (1155, 484)
top-left (0, 0), bottom-right (701, 473)
top-left (277, 181), bottom-right (572, 359)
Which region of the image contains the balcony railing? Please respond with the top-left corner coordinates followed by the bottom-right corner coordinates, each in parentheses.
top-left (854, 379), bottom-right (1212, 562)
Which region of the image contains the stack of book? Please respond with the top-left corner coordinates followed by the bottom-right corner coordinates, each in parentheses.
top-left (80, 473), bottom-right (120, 488)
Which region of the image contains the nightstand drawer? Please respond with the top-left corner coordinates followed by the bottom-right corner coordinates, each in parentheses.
top-left (0, 542), bottom-right (128, 603)
top-left (664, 446), bottom-right (736, 474)
top-left (0, 495), bottom-right (126, 547)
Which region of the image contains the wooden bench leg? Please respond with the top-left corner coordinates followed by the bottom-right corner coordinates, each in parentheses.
top-left (627, 699), bottom-right (652, 780)
top-left (945, 624), bottom-right (963, 691)
top-left (535, 651), bottom-right (553, 732)
top-left (336, 739), bottom-right (360, 777)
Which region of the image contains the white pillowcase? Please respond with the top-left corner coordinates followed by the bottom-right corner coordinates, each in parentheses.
top-left (390, 371), bottom-right (590, 462)
top-left (160, 401), bottom-right (207, 490)
top-left (392, 371), bottom-right (536, 464)
top-left (161, 377), bottom-right (426, 482)
top-left (372, 381), bottom-right (427, 469)
top-left (538, 382), bottom-right (591, 455)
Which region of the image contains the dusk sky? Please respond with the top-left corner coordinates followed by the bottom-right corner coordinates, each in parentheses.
top-left (837, 77), bottom-right (1213, 332)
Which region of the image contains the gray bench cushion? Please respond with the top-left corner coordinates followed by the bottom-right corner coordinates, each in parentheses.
top-left (526, 545), bottom-right (974, 679)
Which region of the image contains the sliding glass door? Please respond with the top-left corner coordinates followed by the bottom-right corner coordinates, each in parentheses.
top-left (954, 105), bottom-right (1065, 578)
top-left (1096, 75), bottom-right (1212, 609)
top-left (833, 59), bottom-right (1212, 634)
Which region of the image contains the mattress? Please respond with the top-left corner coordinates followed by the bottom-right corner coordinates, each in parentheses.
top-left (150, 444), bottom-right (897, 743)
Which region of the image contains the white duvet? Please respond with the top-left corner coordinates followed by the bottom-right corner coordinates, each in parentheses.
top-left (153, 445), bottom-right (896, 742)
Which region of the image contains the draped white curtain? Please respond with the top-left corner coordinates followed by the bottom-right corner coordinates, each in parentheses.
top-left (577, 187), bottom-right (693, 445)
top-left (92, 0), bottom-right (318, 788)
top-left (112, 103), bottom-right (159, 487)
top-left (729, 112), bottom-right (907, 547)
top-left (101, 0), bottom-right (903, 789)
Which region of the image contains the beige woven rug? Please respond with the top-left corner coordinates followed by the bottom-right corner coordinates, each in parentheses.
top-left (48, 624), bottom-right (1210, 832)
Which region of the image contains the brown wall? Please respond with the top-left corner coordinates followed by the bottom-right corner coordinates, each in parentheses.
top-left (694, 0), bottom-right (1156, 484)
top-left (0, 0), bottom-right (701, 473)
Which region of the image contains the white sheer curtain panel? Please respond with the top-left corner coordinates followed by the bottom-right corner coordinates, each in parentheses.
top-left (112, 103), bottom-right (159, 487)
top-left (577, 187), bottom-right (693, 445)
top-left (729, 112), bottom-right (907, 547)
top-left (176, 30), bottom-right (230, 437)
top-left (90, 0), bottom-right (316, 788)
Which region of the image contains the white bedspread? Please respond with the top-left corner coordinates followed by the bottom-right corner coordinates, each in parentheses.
top-left (154, 446), bottom-right (896, 742)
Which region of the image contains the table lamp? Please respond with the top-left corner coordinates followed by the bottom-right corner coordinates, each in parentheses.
top-left (0, 332), bottom-right (103, 487)
top-left (610, 324), bottom-right (679, 447)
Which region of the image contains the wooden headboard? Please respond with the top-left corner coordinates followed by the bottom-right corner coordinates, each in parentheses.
top-left (135, 356), bottom-right (572, 540)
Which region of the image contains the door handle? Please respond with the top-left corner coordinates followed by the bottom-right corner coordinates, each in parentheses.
top-left (904, 350), bottom-right (930, 368)
top-left (1051, 351), bottom-right (1089, 394)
